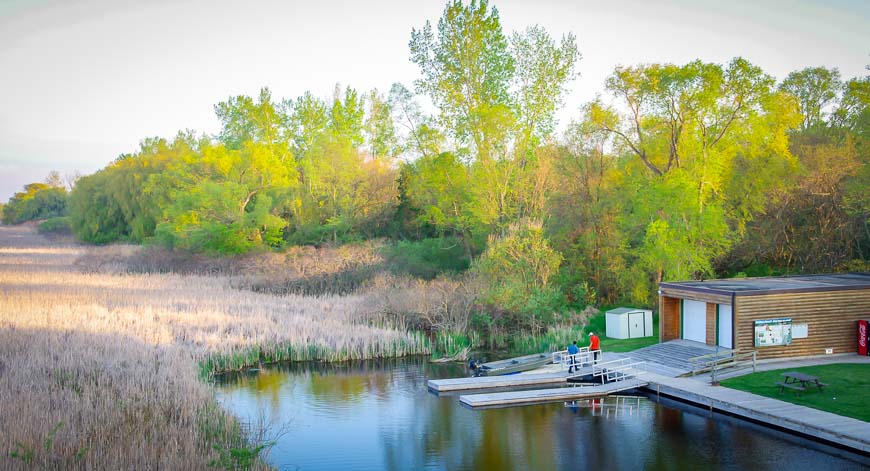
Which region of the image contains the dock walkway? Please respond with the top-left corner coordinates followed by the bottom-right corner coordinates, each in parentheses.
top-left (427, 371), bottom-right (578, 393)
top-left (644, 372), bottom-right (870, 453)
top-left (428, 352), bottom-right (632, 393)
top-left (459, 378), bottom-right (648, 408)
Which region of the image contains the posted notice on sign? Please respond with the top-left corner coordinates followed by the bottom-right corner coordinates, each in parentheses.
top-left (754, 318), bottom-right (792, 347)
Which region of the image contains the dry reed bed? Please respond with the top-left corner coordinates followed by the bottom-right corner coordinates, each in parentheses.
top-left (0, 225), bottom-right (428, 469)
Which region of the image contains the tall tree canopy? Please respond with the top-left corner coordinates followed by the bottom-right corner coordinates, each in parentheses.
top-left (48, 0), bottom-right (867, 314)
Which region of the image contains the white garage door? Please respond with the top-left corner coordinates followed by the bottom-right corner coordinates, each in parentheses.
top-left (718, 304), bottom-right (733, 349)
top-left (683, 300), bottom-right (707, 344)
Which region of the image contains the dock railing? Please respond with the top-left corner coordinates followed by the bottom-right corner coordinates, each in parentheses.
top-left (554, 347), bottom-right (597, 370)
top-left (709, 351), bottom-right (756, 384)
top-left (592, 358), bottom-right (646, 383)
top-left (689, 350), bottom-right (757, 384)
top-left (552, 349), bottom-right (569, 364)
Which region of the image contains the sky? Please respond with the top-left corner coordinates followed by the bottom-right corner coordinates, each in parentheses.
top-left (1, 0), bottom-right (868, 200)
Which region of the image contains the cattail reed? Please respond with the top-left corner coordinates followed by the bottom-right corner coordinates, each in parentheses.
top-left (0, 225), bottom-right (430, 469)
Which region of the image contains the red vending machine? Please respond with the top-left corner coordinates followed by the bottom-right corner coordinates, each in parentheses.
top-left (860, 320), bottom-right (869, 356)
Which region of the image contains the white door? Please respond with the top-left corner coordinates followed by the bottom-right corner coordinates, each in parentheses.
top-left (718, 304), bottom-right (733, 349)
top-left (628, 312), bottom-right (645, 338)
top-left (682, 300), bottom-right (707, 343)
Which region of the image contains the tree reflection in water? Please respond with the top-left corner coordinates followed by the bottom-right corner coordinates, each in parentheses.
top-left (216, 357), bottom-right (868, 470)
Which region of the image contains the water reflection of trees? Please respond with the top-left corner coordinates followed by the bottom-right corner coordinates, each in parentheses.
top-left (648, 397), bottom-right (767, 469)
top-left (217, 360), bottom-right (853, 470)
top-left (221, 358), bottom-right (429, 405)
top-left (380, 388), bottom-right (665, 469)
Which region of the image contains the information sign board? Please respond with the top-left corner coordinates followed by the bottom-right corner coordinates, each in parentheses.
top-left (754, 318), bottom-right (792, 347)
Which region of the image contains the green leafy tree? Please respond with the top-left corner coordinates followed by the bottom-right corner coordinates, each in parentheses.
top-left (388, 82), bottom-right (443, 159)
top-left (834, 76), bottom-right (870, 135)
top-left (214, 87), bottom-right (288, 150)
top-left (115, 135), bottom-right (200, 241)
top-left (155, 141), bottom-right (295, 252)
top-left (329, 85), bottom-right (366, 148)
top-left (406, 151), bottom-right (479, 261)
top-left (780, 67), bottom-right (843, 131)
top-left (547, 111), bottom-right (625, 303)
top-left (473, 221), bottom-right (564, 330)
top-left (586, 58), bottom-right (801, 292)
top-left (294, 136), bottom-right (365, 242)
top-left (511, 25), bottom-right (580, 152)
top-left (410, 0), bottom-right (514, 160)
top-left (729, 71), bottom-right (870, 274)
top-left (2, 181), bottom-right (67, 224)
top-left (69, 171), bottom-right (127, 243)
top-left (287, 91), bottom-right (330, 160)
top-left (364, 89), bottom-right (398, 158)
top-left (839, 76), bottom-right (870, 252)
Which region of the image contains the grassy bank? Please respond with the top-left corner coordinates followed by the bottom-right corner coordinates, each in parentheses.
top-left (201, 332), bottom-right (430, 378)
top-left (0, 225), bottom-right (429, 469)
top-left (720, 363), bottom-right (870, 422)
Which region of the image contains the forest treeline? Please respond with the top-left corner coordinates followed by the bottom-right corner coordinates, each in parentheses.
top-left (5, 0), bottom-right (869, 314)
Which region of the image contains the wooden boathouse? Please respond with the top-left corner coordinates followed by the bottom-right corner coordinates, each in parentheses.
top-left (658, 273), bottom-right (870, 359)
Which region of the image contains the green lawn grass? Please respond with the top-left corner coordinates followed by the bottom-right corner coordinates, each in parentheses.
top-left (599, 331), bottom-right (660, 352)
top-left (600, 323), bottom-right (659, 352)
top-left (720, 363), bottom-right (870, 422)
top-left (583, 311), bottom-right (660, 353)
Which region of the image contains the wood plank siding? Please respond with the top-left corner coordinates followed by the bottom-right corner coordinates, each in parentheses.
top-left (659, 287), bottom-right (732, 305)
top-left (734, 289), bottom-right (870, 359)
top-left (661, 296), bottom-right (681, 342)
top-left (705, 302), bottom-right (717, 346)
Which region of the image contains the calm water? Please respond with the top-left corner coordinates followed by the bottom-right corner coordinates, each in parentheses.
top-left (216, 357), bottom-right (868, 471)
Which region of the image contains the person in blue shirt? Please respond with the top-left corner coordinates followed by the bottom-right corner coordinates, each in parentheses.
top-left (567, 340), bottom-right (579, 373)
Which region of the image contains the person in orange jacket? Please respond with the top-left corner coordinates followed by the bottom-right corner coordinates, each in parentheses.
top-left (588, 332), bottom-right (601, 364)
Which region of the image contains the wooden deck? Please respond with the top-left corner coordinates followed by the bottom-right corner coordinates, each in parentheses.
top-left (427, 371), bottom-right (573, 393)
top-left (459, 378), bottom-right (648, 409)
top-left (644, 372), bottom-right (870, 453)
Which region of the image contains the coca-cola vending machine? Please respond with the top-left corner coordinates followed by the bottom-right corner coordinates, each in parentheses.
top-left (860, 320), bottom-right (869, 356)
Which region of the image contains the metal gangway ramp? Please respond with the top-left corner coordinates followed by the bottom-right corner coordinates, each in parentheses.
top-left (459, 358), bottom-right (647, 409)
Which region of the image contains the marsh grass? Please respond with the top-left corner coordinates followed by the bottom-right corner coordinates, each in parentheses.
top-left (0, 225), bottom-right (429, 469)
top-left (430, 330), bottom-right (480, 360)
top-left (509, 324), bottom-right (585, 355)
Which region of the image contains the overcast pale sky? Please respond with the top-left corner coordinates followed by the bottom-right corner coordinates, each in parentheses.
top-left (1, 0), bottom-right (868, 200)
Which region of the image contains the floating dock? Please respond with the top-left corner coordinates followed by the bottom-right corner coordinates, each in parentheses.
top-left (459, 378), bottom-right (648, 409)
top-left (427, 371), bottom-right (575, 393)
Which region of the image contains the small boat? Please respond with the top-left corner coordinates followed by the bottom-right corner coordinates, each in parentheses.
top-left (468, 352), bottom-right (552, 377)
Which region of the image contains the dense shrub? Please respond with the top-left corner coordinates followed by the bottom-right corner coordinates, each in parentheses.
top-left (2, 184), bottom-right (67, 224)
top-left (473, 221), bottom-right (565, 331)
top-left (382, 237), bottom-right (470, 279)
top-left (37, 217), bottom-right (72, 235)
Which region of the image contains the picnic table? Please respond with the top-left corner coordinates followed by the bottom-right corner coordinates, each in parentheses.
top-left (776, 371), bottom-right (828, 396)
